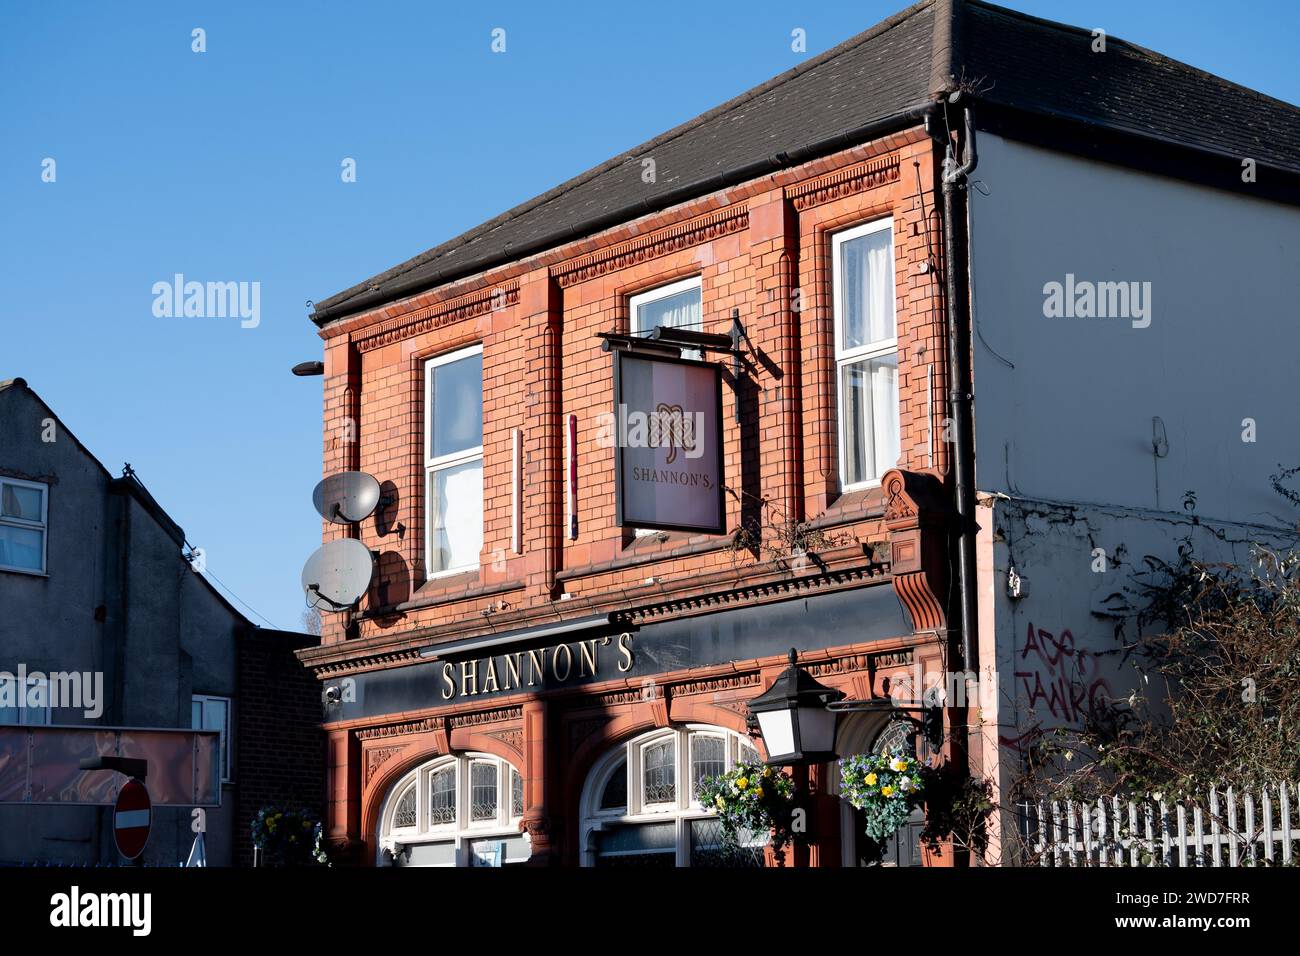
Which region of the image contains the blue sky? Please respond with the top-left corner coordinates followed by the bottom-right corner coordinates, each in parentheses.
top-left (2, 0), bottom-right (1296, 631)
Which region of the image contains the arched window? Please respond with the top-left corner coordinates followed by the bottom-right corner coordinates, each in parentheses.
top-left (377, 752), bottom-right (525, 866)
top-left (580, 726), bottom-right (765, 867)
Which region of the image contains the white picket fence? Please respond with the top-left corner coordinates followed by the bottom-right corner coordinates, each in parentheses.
top-left (1019, 783), bottom-right (1298, 867)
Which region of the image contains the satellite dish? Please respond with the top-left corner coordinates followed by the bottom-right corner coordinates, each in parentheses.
top-left (301, 539), bottom-right (374, 612)
top-left (313, 471), bottom-right (382, 524)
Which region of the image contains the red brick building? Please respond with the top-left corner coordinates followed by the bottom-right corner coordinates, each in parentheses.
top-left (298, 0), bottom-right (1300, 866)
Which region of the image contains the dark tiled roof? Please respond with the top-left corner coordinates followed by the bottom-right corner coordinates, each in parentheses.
top-left (958, 2), bottom-right (1300, 172)
top-left (312, 0), bottom-right (1300, 325)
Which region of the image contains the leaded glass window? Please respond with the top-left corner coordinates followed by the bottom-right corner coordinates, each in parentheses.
top-left (470, 760), bottom-right (498, 822)
top-left (429, 766), bottom-right (457, 826)
top-left (641, 739), bottom-right (676, 806)
top-left (690, 734), bottom-right (726, 799)
top-left (393, 784), bottom-right (417, 829)
top-left (511, 768), bottom-right (524, 818)
top-left (873, 720), bottom-right (915, 756)
top-left (583, 728), bottom-right (767, 868)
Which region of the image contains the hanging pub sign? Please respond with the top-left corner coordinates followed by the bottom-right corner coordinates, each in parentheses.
top-left (611, 351), bottom-right (725, 534)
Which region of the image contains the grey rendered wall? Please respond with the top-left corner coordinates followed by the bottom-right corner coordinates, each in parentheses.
top-left (966, 136), bottom-right (1300, 827)
top-left (0, 384), bottom-right (242, 864)
top-left (0, 386), bottom-right (109, 862)
top-left (968, 133), bottom-right (1300, 520)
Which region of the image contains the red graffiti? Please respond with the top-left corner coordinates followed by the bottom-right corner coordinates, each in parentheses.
top-left (1000, 622), bottom-right (1113, 748)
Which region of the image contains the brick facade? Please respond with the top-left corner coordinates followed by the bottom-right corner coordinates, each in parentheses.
top-left (301, 125), bottom-right (960, 866)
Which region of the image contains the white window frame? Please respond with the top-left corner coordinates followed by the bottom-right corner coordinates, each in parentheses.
top-left (376, 752), bottom-right (523, 866)
top-left (389, 779), bottom-right (419, 837)
top-left (0, 674), bottom-right (51, 725)
top-left (423, 344), bottom-right (484, 579)
top-left (0, 477), bottom-right (49, 575)
top-left (579, 726), bottom-right (764, 867)
top-left (629, 275), bottom-right (703, 341)
top-left (191, 693), bottom-right (232, 783)
top-left (831, 218), bottom-right (899, 491)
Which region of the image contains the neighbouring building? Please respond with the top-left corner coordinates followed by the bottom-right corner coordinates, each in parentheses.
top-left (300, 0), bottom-right (1300, 866)
top-left (0, 378), bottom-right (323, 866)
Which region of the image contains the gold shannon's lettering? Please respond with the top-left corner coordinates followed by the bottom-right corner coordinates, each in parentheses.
top-left (504, 652), bottom-right (522, 690)
top-left (577, 639), bottom-right (598, 677)
top-left (527, 648), bottom-right (546, 686)
top-left (552, 643), bottom-right (572, 681)
top-left (435, 636), bottom-right (638, 701)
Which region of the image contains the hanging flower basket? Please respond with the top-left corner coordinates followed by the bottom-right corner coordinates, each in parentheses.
top-left (251, 805), bottom-right (330, 866)
top-left (697, 761), bottom-right (797, 851)
top-left (839, 749), bottom-right (927, 842)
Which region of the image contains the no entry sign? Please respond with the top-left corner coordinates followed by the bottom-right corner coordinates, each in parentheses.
top-left (113, 778), bottom-right (151, 860)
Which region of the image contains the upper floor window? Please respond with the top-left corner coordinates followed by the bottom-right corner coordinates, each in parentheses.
top-left (192, 694), bottom-right (232, 782)
top-left (631, 276), bottom-right (702, 360)
top-left (424, 346), bottom-right (484, 578)
top-left (832, 219), bottom-right (900, 489)
top-left (0, 477), bottom-right (48, 574)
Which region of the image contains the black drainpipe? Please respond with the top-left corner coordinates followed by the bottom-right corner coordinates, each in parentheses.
top-left (939, 95), bottom-right (979, 673)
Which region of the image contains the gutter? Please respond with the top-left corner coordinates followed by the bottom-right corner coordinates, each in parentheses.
top-left (310, 101), bottom-right (940, 327)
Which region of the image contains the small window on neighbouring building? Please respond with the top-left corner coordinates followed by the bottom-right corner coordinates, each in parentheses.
top-left (192, 694), bottom-right (231, 782)
top-left (424, 345), bottom-right (484, 577)
top-left (0, 675), bottom-right (50, 725)
top-left (0, 477), bottom-right (48, 574)
top-left (832, 219), bottom-right (900, 489)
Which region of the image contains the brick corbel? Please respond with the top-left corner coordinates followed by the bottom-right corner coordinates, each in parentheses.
top-left (881, 468), bottom-right (952, 634)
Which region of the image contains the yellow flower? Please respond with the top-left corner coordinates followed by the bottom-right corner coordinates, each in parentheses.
top-left (762, 767), bottom-right (773, 778)
top-left (881, 785), bottom-right (895, 797)
top-left (865, 772), bottom-right (877, 786)
top-left (715, 795), bottom-right (726, 809)
top-left (736, 777), bottom-right (749, 790)
top-left (890, 758), bottom-right (908, 773)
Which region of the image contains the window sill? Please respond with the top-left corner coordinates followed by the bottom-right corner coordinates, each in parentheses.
top-left (359, 574), bottom-right (523, 618)
top-left (557, 533), bottom-right (732, 583)
top-left (806, 486), bottom-right (886, 530)
top-left (0, 566), bottom-right (47, 577)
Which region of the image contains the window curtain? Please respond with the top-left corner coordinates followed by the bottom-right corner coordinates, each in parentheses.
top-left (637, 287), bottom-right (700, 333)
top-left (841, 228), bottom-right (895, 349)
